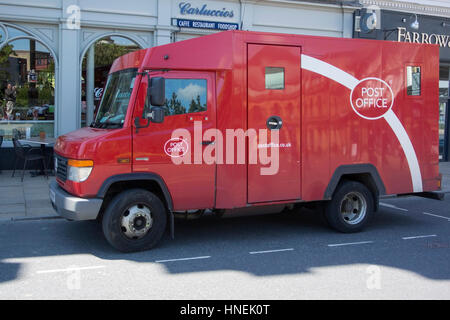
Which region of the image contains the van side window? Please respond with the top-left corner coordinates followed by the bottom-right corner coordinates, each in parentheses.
top-left (265, 67), bottom-right (284, 90)
top-left (407, 66), bottom-right (421, 96)
top-left (162, 79), bottom-right (207, 116)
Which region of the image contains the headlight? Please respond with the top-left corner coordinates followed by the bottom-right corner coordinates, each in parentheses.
top-left (67, 159), bottom-right (93, 182)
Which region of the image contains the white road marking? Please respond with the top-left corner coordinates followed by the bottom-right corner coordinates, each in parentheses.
top-left (422, 212), bottom-right (450, 221)
top-left (402, 234), bottom-right (437, 240)
top-left (155, 256), bottom-right (211, 263)
top-left (327, 241), bottom-right (374, 247)
top-left (380, 202), bottom-right (408, 212)
top-left (249, 248), bottom-right (294, 255)
top-left (36, 266), bottom-right (105, 274)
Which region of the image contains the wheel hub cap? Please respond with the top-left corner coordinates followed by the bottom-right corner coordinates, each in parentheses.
top-left (121, 204), bottom-right (152, 239)
top-left (340, 192), bottom-right (367, 225)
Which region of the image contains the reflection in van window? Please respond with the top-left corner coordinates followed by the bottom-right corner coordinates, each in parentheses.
top-left (163, 79), bottom-right (207, 116)
top-left (94, 68), bottom-right (137, 128)
top-left (407, 66), bottom-right (421, 96)
top-left (265, 67), bottom-right (285, 90)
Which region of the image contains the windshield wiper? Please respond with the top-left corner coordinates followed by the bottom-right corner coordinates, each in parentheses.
top-left (90, 113), bottom-right (124, 128)
top-left (90, 120), bottom-right (122, 129)
top-left (100, 122), bottom-right (122, 128)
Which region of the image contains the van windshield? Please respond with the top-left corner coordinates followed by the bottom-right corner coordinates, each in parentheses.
top-left (91, 68), bottom-right (137, 128)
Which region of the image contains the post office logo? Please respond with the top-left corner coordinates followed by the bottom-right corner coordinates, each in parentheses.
top-left (350, 77), bottom-right (394, 120)
top-left (164, 138), bottom-right (189, 158)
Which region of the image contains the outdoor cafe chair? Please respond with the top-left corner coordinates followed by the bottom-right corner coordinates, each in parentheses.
top-left (12, 137), bottom-right (48, 182)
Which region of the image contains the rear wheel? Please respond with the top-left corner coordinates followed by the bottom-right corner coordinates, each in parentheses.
top-left (324, 181), bottom-right (374, 233)
top-left (102, 188), bottom-right (167, 252)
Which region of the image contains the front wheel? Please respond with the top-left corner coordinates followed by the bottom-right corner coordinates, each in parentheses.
top-left (102, 189), bottom-right (167, 252)
top-left (324, 181), bottom-right (374, 233)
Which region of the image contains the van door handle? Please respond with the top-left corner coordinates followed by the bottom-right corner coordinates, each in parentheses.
top-left (267, 115), bottom-right (283, 130)
top-left (201, 141), bottom-right (215, 145)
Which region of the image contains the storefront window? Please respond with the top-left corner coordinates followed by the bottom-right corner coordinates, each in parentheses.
top-left (0, 26), bottom-right (6, 42)
top-left (406, 66), bottom-right (421, 96)
top-left (0, 29), bottom-right (55, 141)
top-left (81, 36), bottom-right (141, 127)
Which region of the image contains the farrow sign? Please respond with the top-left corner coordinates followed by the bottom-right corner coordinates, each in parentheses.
top-left (397, 27), bottom-right (450, 48)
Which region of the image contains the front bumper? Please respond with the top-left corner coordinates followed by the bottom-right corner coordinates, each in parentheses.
top-left (49, 181), bottom-right (103, 221)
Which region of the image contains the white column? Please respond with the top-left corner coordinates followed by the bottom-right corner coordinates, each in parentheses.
top-left (155, 0), bottom-right (172, 45)
top-left (57, 0), bottom-right (81, 135)
top-left (86, 44), bottom-right (95, 126)
top-left (241, 1), bottom-right (254, 31)
top-left (342, 8), bottom-right (354, 38)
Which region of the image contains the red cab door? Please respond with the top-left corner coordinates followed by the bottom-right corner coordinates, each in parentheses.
top-left (132, 71), bottom-right (217, 210)
top-left (247, 44), bottom-right (301, 203)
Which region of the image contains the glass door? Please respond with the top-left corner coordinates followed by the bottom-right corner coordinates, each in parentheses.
top-left (439, 65), bottom-right (449, 161)
top-left (439, 100), bottom-right (447, 160)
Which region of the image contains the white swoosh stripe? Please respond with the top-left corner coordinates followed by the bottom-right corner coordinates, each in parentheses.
top-left (301, 54), bottom-right (423, 192)
top-left (383, 109), bottom-right (422, 192)
top-left (301, 54), bottom-right (359, 90)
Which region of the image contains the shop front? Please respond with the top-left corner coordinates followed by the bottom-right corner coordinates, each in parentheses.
top-left (0, 0), bottom-right (357, 170)
top-left (353, 8), bottom-right (450, 161)
top-left (0, 1), bottom-right (155, 169)
top-left (0, 24), bottom-right (56, 143)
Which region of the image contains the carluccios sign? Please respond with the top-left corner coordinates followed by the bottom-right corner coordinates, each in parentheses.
top-left (178, 2), bottom-right (234, 18)
top-left (174, 1), bottom-right (239, 31)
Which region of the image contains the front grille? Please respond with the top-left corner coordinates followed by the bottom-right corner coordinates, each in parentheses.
top-left (55, 155), bottom-right (68, 182)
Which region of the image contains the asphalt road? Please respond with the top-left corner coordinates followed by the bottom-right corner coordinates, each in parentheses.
top-left (0, 195), bottom-right (449, 300)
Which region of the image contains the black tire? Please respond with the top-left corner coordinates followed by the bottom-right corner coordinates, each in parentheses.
top-left (324, 180), bottom-right (374, 233)
top-left (102, 188), bottom-right (167, 252)
top-left (213, 209), bottom-right (225, 219)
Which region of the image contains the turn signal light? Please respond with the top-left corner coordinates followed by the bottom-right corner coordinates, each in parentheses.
top-left (117, 158), bottom-right (130, 164)
top-left (67, 159), bottom-right (94, 167)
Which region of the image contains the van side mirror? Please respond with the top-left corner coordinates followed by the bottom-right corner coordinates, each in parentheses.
top-left (149, 77), bottom-right (165, 106)
top-left (135, 76), bottom-right (166, 133)
top-left (147, 106), bottom-right (164, 123)
top-left (135, 106), bottom-right (165, 132)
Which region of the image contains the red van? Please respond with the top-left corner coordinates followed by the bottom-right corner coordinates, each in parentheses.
top-left (49, 30), bottom-right (441, 252)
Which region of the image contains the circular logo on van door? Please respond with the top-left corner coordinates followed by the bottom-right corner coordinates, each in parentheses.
top-left (350, 77), bottom-right (394, 120)
top-left (164, 138), bottom-right (189, 158)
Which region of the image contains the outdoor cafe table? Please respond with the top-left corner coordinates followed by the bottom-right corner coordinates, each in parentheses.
top-left (18, 137), bottom-right (56, 176)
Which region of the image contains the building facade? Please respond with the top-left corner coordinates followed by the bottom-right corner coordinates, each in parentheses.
top-left (0, 0), bottom-right (449, 164)
top-left (0, 0), bottom-right (355, 156)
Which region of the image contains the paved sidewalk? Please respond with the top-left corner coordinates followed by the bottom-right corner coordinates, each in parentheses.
top-left (440, 161), bottom-right (450, 193)
top-left (0, 163), bottom-right (450, 221)
top-left (0, 170), bottom-right (57, 221)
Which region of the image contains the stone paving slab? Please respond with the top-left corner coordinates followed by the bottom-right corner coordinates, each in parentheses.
top-left (0, 204), bottom-right (25, 215)
top-left (0, 171), bottom-right (57, 221)
top-left (0, 189), bottom-right (24, 205)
